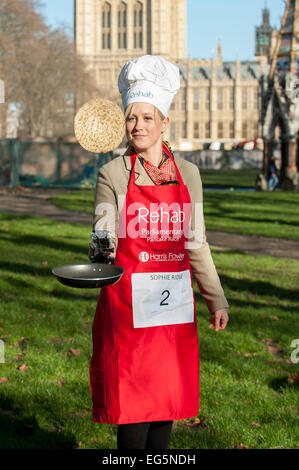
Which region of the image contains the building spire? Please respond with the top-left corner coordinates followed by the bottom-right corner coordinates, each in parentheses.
top-left (217, 40), bottom-right (222, 65)
top-left (269, 0), bottom-right (299, 79)
top-left (255, 5), bottom-right (273, 60)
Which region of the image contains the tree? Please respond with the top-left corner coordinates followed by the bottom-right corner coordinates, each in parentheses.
top-left (0, 0), bottom-right (99, 139)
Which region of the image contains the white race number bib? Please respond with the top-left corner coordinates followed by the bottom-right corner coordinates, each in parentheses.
top-left (131, 270), bottom-right (194, 328)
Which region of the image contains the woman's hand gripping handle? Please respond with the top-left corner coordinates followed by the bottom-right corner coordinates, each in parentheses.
top-left (88, 230), bottom-right (116, 264)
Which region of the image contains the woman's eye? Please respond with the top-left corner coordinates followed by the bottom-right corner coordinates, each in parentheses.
top-left (145, 117), bottom-right (152, 120)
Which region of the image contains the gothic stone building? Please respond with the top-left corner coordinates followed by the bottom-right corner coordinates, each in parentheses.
top-left (75, 0), bottom-right (277, 150)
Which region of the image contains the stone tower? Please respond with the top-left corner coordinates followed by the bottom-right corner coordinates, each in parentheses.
top-left (75, 0), bottom-right (186, 103)
top-left (255, 7), bottom-right (273, 61)
top-left (260, 0), bottom-right (299, 190)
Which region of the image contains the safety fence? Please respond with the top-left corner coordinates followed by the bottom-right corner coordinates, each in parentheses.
top-left (177, 148), bottom-right (264, 170)
top-left (0, 139), bottom-right (265, 189)
top-left (0, 139), bottom-right (113, 188)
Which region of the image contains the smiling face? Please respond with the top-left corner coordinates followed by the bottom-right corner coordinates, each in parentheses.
top-left (125, 102), bottom-right (169, 154)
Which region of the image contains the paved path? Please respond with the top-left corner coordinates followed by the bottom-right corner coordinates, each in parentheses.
top-left (0, 187), bottom-right (92, 224)
top-left (1, 187), bottom-right (299, 260)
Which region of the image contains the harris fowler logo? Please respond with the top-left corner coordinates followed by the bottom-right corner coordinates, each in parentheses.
top-left (139, 251), bottom-right (185, 262)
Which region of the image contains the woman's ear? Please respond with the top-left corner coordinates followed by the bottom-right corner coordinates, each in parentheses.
top-left (161, 117), bottom-right (170, 134)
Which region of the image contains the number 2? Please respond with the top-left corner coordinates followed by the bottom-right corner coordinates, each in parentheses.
top-left (160, 290), bottom-right (170, 306)
top-left (291, 339), bottom-right (299, 364)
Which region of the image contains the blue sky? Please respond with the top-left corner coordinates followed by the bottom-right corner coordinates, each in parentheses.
top-left (37, 0), bottom-right (286, 61)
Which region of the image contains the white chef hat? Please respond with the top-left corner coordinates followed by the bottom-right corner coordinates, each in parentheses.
top-left (118, 55), bottom-right (180, 117)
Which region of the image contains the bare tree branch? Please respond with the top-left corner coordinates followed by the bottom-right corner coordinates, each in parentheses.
top-left (0, 0), bottom-right (99, 138)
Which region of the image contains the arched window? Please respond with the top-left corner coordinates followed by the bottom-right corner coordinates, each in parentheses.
top-left (242, 121), bottom-right (248, 139)
top-left (0, 80), bottom-right (4, 104)
top-left (229, 89), bottom-right (234, 110)
top-left (133, 1), bottom-right (143, 49)
top-left (229, 121), bottom-right (234, 138)
top-left (118, 2), bottom-right (127, 49)
top-left (193, 89), bottom-right (199, 110)
top-left (242, 89), bottom-right (247, 110)
top-left (217, 89), bottom-right (223, 110)
top-left (205, 121), bottom-right (210, 138)
top-left (102, 2), bottom-right (111, 49)
top-left (218, 121), bottom-right (223, 138)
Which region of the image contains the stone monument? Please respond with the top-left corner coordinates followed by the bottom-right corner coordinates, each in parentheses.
top-left (259, 0), bottom-right (299, 190)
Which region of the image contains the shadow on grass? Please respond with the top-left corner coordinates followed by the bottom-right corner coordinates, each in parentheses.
top-left (215, 214), bottom-right (299, 228)
top-left (0, 232), bottom-right (88, 257)
top-left (204, 193), bottom-right (299, 228)
top-left (193, 265), bottom-right (299, 309)
top-left (170, 424), bottom-right (225, 449)
top-left (1, 261), bottom-right (52, 278)
top-left (1, 266), bottom-right (99, 302)
top-left (218, 272), bottom-right (299, 302)
top-left (0, 396), bottom-right (77, 449)
top-left (205, 192), bottom-right (299, 205)
top-left (268, 375), bottom-right (299, 393)
top-left (222, 296), bottom-right (297, 316)
top-left (0, 212), bottom-right (89, 224)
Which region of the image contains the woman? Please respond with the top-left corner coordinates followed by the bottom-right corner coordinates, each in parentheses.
top-left (90, 55), bottom-right (229, 450)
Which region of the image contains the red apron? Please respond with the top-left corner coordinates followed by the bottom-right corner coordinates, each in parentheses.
top-left (90, 143), bottom-right (200, 424)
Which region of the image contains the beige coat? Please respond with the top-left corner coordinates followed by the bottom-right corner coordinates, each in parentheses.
top-left (93, 148), bottom-right (229, 314)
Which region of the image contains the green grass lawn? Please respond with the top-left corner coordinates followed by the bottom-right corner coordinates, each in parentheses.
top-left (202, 191), bottom-right (299, 241)
top-left (200, 169), bottom-right (259, 188)
top-left (1, 212), bottom-right (298, 449)
top-left (49, 188), bottom-right (299, 242)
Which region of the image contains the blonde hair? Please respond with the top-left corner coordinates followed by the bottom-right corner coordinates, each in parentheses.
top-left (124, 103), bottom-right (166, 121)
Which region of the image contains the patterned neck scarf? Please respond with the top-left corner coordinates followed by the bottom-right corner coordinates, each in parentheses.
top-left (137, 141), bottom-right (178, 185)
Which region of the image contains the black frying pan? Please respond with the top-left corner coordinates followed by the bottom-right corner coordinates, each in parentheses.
top-left (52, 263), bottom-right (124, 288)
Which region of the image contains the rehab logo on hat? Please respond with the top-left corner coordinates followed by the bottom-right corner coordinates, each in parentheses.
top-left (128, 90), bottom-right (154, 99)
